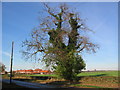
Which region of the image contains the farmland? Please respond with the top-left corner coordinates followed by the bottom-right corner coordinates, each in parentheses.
top-left (77, 71), bottom-right (119, 77)
top-left (26, 70), bottom-right (119, 77)
top-left (2, 71), bottom-right (119, 88)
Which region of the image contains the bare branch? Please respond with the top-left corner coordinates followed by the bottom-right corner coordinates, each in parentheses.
top-left (44, 3), bottom-right (58, 19)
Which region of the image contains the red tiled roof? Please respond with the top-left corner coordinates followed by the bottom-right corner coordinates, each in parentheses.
top-left (34, 69), bottom-right (42, 71)
top-left (15, 69), bottom-right (51, 73)
top-left (25, 70), bottom-right (33, 72)
top-left (41, 70), bottom-right (49, 73)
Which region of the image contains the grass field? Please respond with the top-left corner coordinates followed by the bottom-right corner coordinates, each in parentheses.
top-left (77, 71), bottom-right (119, 77)
top-left (26, 71), bottom-right (119, 77)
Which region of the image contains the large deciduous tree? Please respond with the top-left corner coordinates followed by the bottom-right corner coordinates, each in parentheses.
top-left (22, 3), bottom-right (98, 81)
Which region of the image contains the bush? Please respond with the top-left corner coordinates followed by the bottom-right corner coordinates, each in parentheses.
top-left (8, 74), bottom-right (14, 77)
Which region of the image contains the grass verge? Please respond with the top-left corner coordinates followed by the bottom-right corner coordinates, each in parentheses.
top-left (71, 84), bottom-right (106, 88)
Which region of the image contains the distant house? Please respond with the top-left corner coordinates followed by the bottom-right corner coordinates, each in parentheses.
top-left (33, 69), bottom-right (42, 74)
top-left (25, 69), bottom-right (33, 74)
top-left (15, 69), bottom-right (33, 74)
top-left (15, 70), bottom-right (26, 74)
top-left (14, 69), bottom-right (51, 74)
top-left (41, 70), bottom-right (51, 74)
top-left (0, 71), bottom-right (7, 75)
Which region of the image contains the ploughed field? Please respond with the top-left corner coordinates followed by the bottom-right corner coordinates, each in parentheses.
top-left (2, 71), bottom-right (119, 88)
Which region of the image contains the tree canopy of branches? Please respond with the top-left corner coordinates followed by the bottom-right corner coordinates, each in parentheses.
top-left (22, 3), bottom-right (98, 81)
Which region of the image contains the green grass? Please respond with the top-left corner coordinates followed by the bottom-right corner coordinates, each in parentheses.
top-left (25, 71), bottom-right (119, 77)
top-left (71, 84), bottom-right (108, 88)
top-left (77, 71), bottom-right (119, 77)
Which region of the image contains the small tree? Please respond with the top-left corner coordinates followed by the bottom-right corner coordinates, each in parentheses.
top-left (22, 3), bottom-right (98, 81)
top-left (0, 62), bottom-right (6, 73)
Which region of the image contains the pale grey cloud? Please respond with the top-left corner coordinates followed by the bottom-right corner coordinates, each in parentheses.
top-left (0, 51), bottom-right (10, 57)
